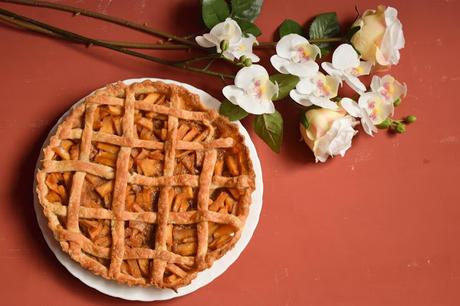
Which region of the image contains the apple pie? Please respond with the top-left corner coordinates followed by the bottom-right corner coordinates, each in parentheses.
top-left (35, 80), bottom-right (255, 289)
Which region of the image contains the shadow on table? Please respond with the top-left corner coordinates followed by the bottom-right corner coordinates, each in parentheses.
top-left (9, 118), bottom-right (126, 303)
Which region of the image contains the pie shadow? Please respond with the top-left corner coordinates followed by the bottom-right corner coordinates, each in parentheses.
top-left (9, 106), bottom-right (210, 304)
top-left (10, 121), bottom-right (127, 302)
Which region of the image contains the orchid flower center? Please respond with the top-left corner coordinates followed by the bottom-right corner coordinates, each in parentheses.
top-left (351, 65), bottom-right (364, 76)
top-left (365, 96), bottom-right (384, 121)
top-left (293, 44), bottom-right (314, 63)
top-left (315, 77), bottom-right (333, 97)
top-left (379, 81), bottom-right (395, 100)
top-left (248, 77), bottom-right (269, 101)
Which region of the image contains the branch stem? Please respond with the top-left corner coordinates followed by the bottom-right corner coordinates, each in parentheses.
top-left (0, 0), bottom-right (200, 48)
top-left (0, 8), bottom-right (234, 79)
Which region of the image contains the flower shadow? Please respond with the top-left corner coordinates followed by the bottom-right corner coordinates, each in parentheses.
top-left (275, 100), bottom-right (317, 164)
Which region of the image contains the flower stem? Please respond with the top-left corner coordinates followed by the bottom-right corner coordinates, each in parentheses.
top-left (0, 14), bottom-right (190, 50)
top-left (0, 8), bottom-right (234, 79)
top-left (256, 37), bottom-right (344, 49)
top-left (0, 0), bottom-right (200, 48)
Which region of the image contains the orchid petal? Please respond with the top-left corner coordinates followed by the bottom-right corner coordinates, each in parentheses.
top-left (195, 36), bottom-right (215, 48)
top-left (210, 18), bottom-right (242, 45)
top-left (284, 61), bottom-right (319, 77)
top-left (358, 92), bottom-right (393, 124)
top-left (351, 61), bottom-right (373, 77)
top-left (309, 96), bottom-right (339, 110)
top-left (223, 84), bottom-right (275, 115)
top-left (324, 75), bottom-right (339, 98)
top-left (289, 89), bottom-right (313, 107)
top-left (340, 98), bottom-right (362, 118)
top-left (321, 62), bottom-right (344, 79)
top-left (344, 72), bottom-right (367, 93)
top-left (276, 33), bottom-right (308, 59)
top-left (227, 34), bottom-right (260, 62)
top-left (234, 65), bottom-right (268, 90)
top-left (360, 110), bottom-right (378, 136)
top-left (264, 79), bottom-right (279, 101)
top-left (296, 78), bottom-right (316, 95)
top-left (332, 44), bottom-right (360, 70)
top-left (202, 33), bottom-right (220, 49)
top-left (222, 85), bottom-right (245, 105)
top-left (370, 75), bottom-right (381, 92)
top-left (270, 55), bottom-right (290, 74)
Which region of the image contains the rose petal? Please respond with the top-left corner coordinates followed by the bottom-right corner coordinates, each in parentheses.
top-left (384, 7), bottom-right (399, 26)
top-left (314, 116), bottom-right (356, 162)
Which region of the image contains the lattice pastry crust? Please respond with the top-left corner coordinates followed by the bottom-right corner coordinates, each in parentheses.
top-left (35, 80), bottom-right (255, 289)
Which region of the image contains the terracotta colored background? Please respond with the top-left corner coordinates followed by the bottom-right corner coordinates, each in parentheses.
top-left (1, 0), bottom-right (459, 305)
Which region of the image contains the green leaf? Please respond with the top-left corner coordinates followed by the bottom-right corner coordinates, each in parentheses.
top-left (235, 17), bottom-right (261, 37)
top-left (201, 0), bottom-right (230, 29)
top-left (219, 99), bottom-right (249, 121)
top-left (269, 74), bottom-right (300, 101)
top-left (253, 111), bottom-right (283, 153)
top-left (300, 111), bottom-right (309, 129)
top-left (231, 0), bottom-right (263, 22)
top-left (346, 25), bottom-right (360, 41)
top-left (278, 19), bottom-right (303, 38)
top-left (308, 12), bottom-right (341, 56)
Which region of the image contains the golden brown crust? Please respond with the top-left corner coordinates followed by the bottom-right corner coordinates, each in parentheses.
top-left (36, 80), bottom-right (255, 290)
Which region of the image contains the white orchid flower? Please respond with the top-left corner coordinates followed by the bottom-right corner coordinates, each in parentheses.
top-left (341, 91), bottom-right (394, 136)
top-left (340, 97), bottom-right (377, 136)
top-left (289, 72), bottom-right (340, 110)
top-left (195, 18), bottom-right (259, 62)
top-left (370, 74), bottom-right (407, 104)
top-left (270, 34), bottom-right (320, 77)
top-left (351, 6), bottom-right (405, 66)
top-left (222, 65), bottom-right (278, 115)
top-left (300, 108), bottom-right (357, 162)
top-left (321, 43), bottom-right (372, 94)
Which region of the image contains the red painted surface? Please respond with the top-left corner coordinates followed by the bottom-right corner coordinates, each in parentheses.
top-left (0, 1), bottom-right (459, 305)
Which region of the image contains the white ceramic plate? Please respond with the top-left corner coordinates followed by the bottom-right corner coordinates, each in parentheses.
top-left (33, 78), bottom-right (263, 301)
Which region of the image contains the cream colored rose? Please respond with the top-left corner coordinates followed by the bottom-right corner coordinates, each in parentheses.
top-left (300, 108), bottom-right (357, 162)
top-left (351, 6), bottom-right (405, 67)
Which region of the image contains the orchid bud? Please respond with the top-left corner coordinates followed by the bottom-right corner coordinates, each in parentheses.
top-left (377, 118), bottom-right (391, 129)
top-left (220, 39), bottom-right (229, 52)
top-left (395, 123), bottom-right (406, 133)
top-left (405, 115), bottom-right (416, 123)
top-left (242, 57), bottom-right (252, 67)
